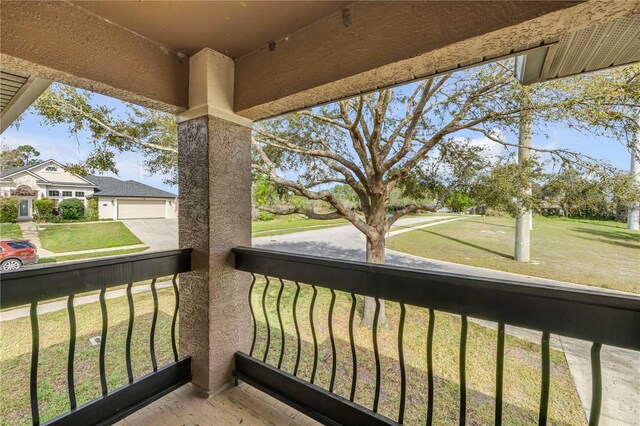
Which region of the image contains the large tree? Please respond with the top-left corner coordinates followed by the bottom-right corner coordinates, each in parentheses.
top-left (28, 61), bottom-right (639, 326)
top-left (252, 61), bottom-right (638, 324)
top-left (0, 143), bottom-right (41, 172)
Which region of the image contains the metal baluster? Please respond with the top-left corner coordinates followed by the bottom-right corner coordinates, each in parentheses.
top-left (495, 322), bottom-right (505, 426)
top-left (248, 273), bottom-right (257, 357)
top-left (588, 343), bottom-right (603, 426)
top-left (426, 308), bottom-right (435, 426)
top-left (459, 315), bottom-right (468, 426)
top-left (125, 282), bottom-right (134, 383)
top-left (372, 298), bottom-right (381, 413)
top-left (292, 281), bottom-right (302, 376)
top-left (150, 278), bottom-right (158, 372)
top-left (67, 295), bottom-right (77, 409)
top-left (30, 302), bottom-right (40, 425)
top-left (328, 289), bottom-right (337, 392)
top-left (262, 276), bottom-right (271, 363)
top-left (99, 288), bottom-right (108, 396)
top-left (538, 331), bottom-right (551, 425)
top-left (309, 285), bottom-right (319, 384)
top-left (398, 303), bottom-right (407, 424)
top-left (349, 292), bottom-right (358, 402)
top-left (170, 274), bottom-right (179, 362)
top-left (276, 279), bottom-right (286, 369)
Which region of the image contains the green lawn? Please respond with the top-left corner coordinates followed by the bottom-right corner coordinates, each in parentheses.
top-left (388, 216), bottom-right (640, 293)
top-left (37, 247), bottom-right (148, 264)
top-left (252, 214), bottom-right (348, 237)
top-left (0, 287), bottom-right (177, 425)
top-left (0, 224), bottom-right (22, 239)
top-left (38, 222), bottom-right (142, 253)
top-left (251, 278), bottom-right (585, 425)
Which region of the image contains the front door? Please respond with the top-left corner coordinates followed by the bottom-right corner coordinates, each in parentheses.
top-left (18, 199), bottom-right (29, 218)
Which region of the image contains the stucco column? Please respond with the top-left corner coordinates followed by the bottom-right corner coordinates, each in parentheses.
top-left (177, 48), bottom-right (253, 395)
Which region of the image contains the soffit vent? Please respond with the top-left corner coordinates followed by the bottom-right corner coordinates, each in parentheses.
top-left (546, 15), bottom-right (640, 80)
top-left (0, 71), bottom-right (29, 113)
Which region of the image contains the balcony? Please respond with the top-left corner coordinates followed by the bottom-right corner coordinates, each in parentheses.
top-left (1, 247), bottom-right (638, 425)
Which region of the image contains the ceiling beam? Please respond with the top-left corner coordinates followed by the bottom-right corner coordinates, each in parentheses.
top-left (0, 1), bottom-right (189, 114)
top-left (234, 0), bottom-right (639, 120)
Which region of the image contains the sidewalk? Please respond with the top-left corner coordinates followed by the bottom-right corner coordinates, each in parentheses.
top-left (18, 221), bottom-right (53, 256)
top-left (38, 243), bottom-right (148, 259)
top-left (0, 280), bottom-right (173, 322)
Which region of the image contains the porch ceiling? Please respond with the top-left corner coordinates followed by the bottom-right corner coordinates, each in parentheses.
top-left (0, 1), bottom-right (638, 123)
top-left (72, 1), bottom-right (351, 59)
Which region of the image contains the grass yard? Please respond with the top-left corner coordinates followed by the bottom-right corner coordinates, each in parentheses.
top-left (0, 279), bottom-right (585, 425)
top-left (251, 278), bottom-right (585, 425)
top-left (0, 287), bottom-right (177, 425)
top-left (37, 247), bottom-right (148, 264)
top-left (252, 214), bottom-right (348, 237)
top-left (388, 216), bottom-right (640, 293)
top-left (38, 222), bottom-right (142, 253)
top-left (0, 223), bottom-right (22, 239)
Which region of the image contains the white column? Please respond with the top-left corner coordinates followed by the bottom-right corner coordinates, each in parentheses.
top-left (177, 48), bottom-right (254, 395)
top-left (515, 103), bottom-right (532, 262)
top-left (627, 109), bottom-right (640, 231)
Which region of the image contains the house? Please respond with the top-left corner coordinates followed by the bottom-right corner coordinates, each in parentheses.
top-left (0, 159), bottom-right (177, 220)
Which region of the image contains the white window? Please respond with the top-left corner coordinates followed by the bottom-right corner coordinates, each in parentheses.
top-left (75, 191), bottom-right (85, 197)
top-left (48, 190), bottom-right (60, 197)
top-left (45, 166), bottom-right (58, 172)
top-left (62, 191), bottom-right (72, 197)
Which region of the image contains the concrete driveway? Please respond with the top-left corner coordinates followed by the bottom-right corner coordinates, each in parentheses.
top-left (121, 219), bottom-right (178, 251)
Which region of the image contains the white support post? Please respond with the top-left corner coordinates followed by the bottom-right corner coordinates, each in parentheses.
top-left (515, 102), bottom-right (532, 262)
top-left (627, 109), bottom-right (640, 231)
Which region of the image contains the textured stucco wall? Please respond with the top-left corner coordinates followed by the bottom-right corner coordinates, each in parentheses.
top-left (178, 114), bottom-right (252, 394)
top-left (0, 1), bottom-right (189, 114)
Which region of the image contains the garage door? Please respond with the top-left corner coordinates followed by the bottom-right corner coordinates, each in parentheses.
top-left (117, 199), bottom-right (166, 219)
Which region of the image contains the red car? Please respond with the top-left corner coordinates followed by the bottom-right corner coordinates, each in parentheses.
top-left (0, 239), bottom-right (39, 271)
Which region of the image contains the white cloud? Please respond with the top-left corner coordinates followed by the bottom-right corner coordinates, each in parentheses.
top-left (454, 129), bottom-right (506, 157)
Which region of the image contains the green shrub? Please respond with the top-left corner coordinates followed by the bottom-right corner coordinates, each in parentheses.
top-left (33, 198), bottom-right (53, 220)
top-left (58, 198), bottom-right (85, 220)
top-left (86, 198), bottom-right (99, 221)
top-left (257, 210), bottom-right (276, 221)
top-left (0, 198), bottom-right (19, 223)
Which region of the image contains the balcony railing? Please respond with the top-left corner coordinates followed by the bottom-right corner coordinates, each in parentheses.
top-left (0, 249), bottom-right (192, 426)
top-left (232, 247), bottom-right (640, 426)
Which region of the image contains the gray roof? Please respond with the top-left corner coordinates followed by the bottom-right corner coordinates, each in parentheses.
top-left (0, 160), bottom-right (44, 178)
top-left (87, 175), bottom-right (176, 198)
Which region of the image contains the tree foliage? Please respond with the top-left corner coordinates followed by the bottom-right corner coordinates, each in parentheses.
top-left (253, 61), bottom-right (639, 252)
top-left (32, 84), bottom-right (178, 184)
top-left (0, 144), bottom-right (41, 172)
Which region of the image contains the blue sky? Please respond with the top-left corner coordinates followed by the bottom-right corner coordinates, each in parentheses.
top-left (1, 82), bottom-right (635, 195)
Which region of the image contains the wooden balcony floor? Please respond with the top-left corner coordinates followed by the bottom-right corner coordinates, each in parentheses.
top-left (117, 382), bottom-right (321, 426)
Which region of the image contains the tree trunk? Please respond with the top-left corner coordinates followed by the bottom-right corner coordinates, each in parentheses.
top-left (361, 234), bottom-right (388, 327)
